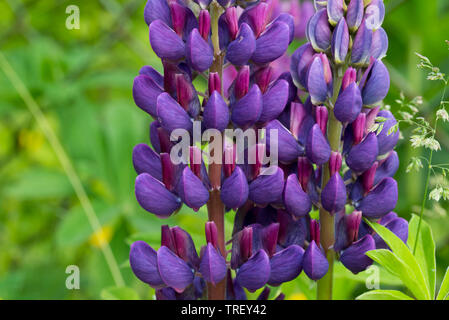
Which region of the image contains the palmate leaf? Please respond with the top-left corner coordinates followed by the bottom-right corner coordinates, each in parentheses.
top-left (365, 249), bottom-right (424, 300)
top-left (364, 220), bottom-right (431, 299)
top-left (357, 290), bottom-right (414, 300)
top-left (407, 214), bottom-right (436, 298)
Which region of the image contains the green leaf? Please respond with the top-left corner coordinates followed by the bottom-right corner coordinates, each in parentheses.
top-left (365, 220), bottom-right (431, 299)
top-left (408, 214), bottom-right (436, 298)
top-left (101, 286), bottom-right (140, 300)
top-left (356, 290), bottom-right (414, 300)
top-left (366, 249), bottom-right (428, 300)
top-left (437, 267), bottom-right (449, 300)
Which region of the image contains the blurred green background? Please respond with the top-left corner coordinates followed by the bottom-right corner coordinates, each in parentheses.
top-left (0, 0), bottom-right (448, 300)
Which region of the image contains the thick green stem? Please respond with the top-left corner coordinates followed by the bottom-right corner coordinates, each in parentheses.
top-left (316, 67), bottom-right (345, 300)
top-left (206, 1), bottom-right (226, 300)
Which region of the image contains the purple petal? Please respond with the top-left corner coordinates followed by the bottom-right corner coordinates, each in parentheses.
top-left (357, 177), bottom-right (398, 219)
top-left (156, 92), bottom-right (193, 133)
top-left (144, 0), bottom-right (172, 26)
top-left (157, 246), bottom-right (194, 293)
top-left (370, 27), bottom-right (388, 60)
top-left (272, 13), bottom-right (295, 43)
top-left (221, 166), bottom-right (249, 209)
top-left (290, 43), bottom-right (315, 90)
top-left (258, 79), bottom-right (289, 123)
top-left (307, 9), bottom-right (331, 52)
top-left (139, 65), bottom-right (164, 88)
top-left (132, 143), bottom-right (162, 180)
top-left (149, 20), bottom-right (185, 60)
top-left (327, 0), bottom-right (344, 26)
top-left (376, 110), bottom-right (399, 155)
top-left (236, 250), bottom-right (271, 292)
top-left (226, 23), bottom-right (256, 66)
top-left (374, 151), bottom-right (399, 185)
top-left (176, 167), bottom-right (210, 210)
top-left (129, 241), bottom-right (164, 287)
top-left (135, 173), bottom-right (182, 217)
top-left (307, 55), bottom-right (328, 105)
top-left (306, 124), bottom-right (331, 165)
top-left (321, 173), bottom-right (347, 213)
top-left (351, 20), bottom-right (373, 66)
top-left (203, 91), bottom-right (230, 132)
top-left (365, 0), bottom-right (385, 30)
top-left (186, 28), bottom-right (213, 72)
top-left (283, 174), bottom-right (312, 218)
top-left (303, 241), bottom-right (329, 280)
top-left (231, 84), bottom-right (263, 129)
top-left (334, 82), bottom-right (363, 123)
top-left (172, 226), bottom-right (200, 268)
top-left (268, 245), bottom-right (304, 286)
top-left (346, 132), bottom-right (379, 173)
top-left (249, 166), bottom-right (285, 206)
top-left (340, 235), bottom-right (376, 274)
top-left (199, 243), bottom-right (227, 285)
top-left (332, 18), bottom-right (349, 64)
top-left (133, 75), bottom-right (164, 117)
top-left (361, 59), bottom-right (390, 105)
top-left (346, 0), bottom-right (364, 32)
top-left (266, 120), bottom-right (303, 163)
top-left (252, 21), bottom-right (290, 64)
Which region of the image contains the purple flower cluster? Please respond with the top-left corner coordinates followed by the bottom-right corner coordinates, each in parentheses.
top-left (129, 0), bottom-right (406, 300)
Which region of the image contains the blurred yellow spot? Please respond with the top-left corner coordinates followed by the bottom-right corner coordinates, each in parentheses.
top-left (288, 293), bottom-right (308, 300)
top-left (89, 226), bottom-right (113, 248)
top-left (19, 129), bottom-right (44, 152)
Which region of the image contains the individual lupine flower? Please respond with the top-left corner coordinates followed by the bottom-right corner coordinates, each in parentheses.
top-left (306, 123), bottom-right (331, 165)
top-left (200, 222), bottom-right (227, 285)
top-left (346, 0), bottom-right (364, 32)
top-left (283, 174), bottom-right (312, 218)
top-left (307, 53), bottom-right (333, 105)
top-left (334, 68), bottom-right (362, 123)
top-left (327, 0), bottom-right (344, 26)
top-left (287, 0), bottom-right (315, 39)
top-left (372, 212), bottom-right (409, 249)
top-left (307, 8), bottom-right (332, 52)
top-left (331, 18), bottom-right (349, 64)
top-left (303, 239), bottom-right (329, 280)
top-left (359, 58), bottom-right (390, 105)
top-left (351, 19), bottom-right (373, 67)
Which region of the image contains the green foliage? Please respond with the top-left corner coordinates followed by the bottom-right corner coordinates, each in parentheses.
top-left (357, 218), bottom-right (449, 300)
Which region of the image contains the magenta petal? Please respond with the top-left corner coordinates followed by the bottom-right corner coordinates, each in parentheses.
top-left (133, 75), bottom-right (164, 117)
top-left (172, 226), bottom-right (200, 268)
top-left (226, 23), bottom-right (256, 66)
top-left (252, 21), bottom-right (290, 64)
top-left (236, 250), bottom-right (270, 292)
top-left (176, 167), bottom-right (210, 210)
top-left (259, 79), bottom-right (289, 123)
top-left (340, 235), bottom-right (375, 274)
top-left (157, 246), bottom-right (194, 293)
top-left (283, 174), bottom-right (312, 218)
top-left (266, 120), bottom-right (303, 163)
top-left (156, 92), bottom-right (193, 133)
top-left (199, 243), bottom-right (227, 285)
top-left (346, 132), bottom-right (379, 173)
top-left (357, 177), bottom-right (398, 219)
top-left (149, 20), bottom-right (185, 60)
top-left (306, 124), bottom-right (331, 165)
top-left (132, 143), bottom-right (162, 180)
top-left (268, 245), bottom-right (304, 286)
top-left (249, 166), bottom-right (285, 206)
top-left (221, 166), bottom-right (249, 209)
top-left (129, 241), bottom-right (164, 287)
top-left (203, 91), bottom-right (230, 132)
top-left (135, 173), bottom-right (182, 217)
top-left (321, 173), bottom-right (347, 213)
top-left (231, 85), bottom-right (263, 129)
top-left (186, 28), bottom-right (214, 72)
top-left (303, 241), bottom-right (329, 281)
